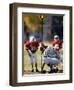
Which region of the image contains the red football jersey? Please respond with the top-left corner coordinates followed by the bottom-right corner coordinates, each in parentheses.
top-left (25, 41), bottom-right (39, 53)
top-left (52, 40), bottom-right (62, 51)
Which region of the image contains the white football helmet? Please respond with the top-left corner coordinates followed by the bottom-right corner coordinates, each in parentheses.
top-left (29, 36), bottom-right (36, 42)
top-left (54, 35), bottom-right (59, 40)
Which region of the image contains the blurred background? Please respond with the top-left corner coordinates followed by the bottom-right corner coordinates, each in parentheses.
top-left (23, 14), bottom-right (63, 43)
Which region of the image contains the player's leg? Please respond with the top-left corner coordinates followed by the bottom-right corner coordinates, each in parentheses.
top-left (48, 64), bottom-right (58, 73)
top-left (41, 63), bottom-right (45, 71)
top-left (41, 57), bottom-right (50, 73)
top-left (35, 63), bottom-right (39, 72)
top-left (48, 58), bottom-right (60, 73)
top-left (34, 54), bottom-right (39, 72)
top-left (31, 63), bottom-right (34, 72)
top-left (41, 63), bottom-right (46, 73)
top-left (30, 55), bottom-right (34, 72)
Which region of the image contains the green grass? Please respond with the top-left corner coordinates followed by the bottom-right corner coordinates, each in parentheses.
top-left (24, 47), bottom-right (63, 74)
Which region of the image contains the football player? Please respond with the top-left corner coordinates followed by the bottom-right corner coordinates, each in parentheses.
top-left (52, 35), bottom-right (62, 51)
top-left (42, 47), bottom-right (61, 73)
top-left (25, 36), bottom-right (39, 72)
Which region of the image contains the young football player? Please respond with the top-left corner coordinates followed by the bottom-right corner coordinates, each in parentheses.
top-left (25, 36), bottom-right (39, 72)
top-left (52, 35), bottom-right (62, 51)
top-left (42, 47), bottom-right (61, 73)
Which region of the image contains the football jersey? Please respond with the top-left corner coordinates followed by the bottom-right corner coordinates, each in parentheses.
top-left (52, 40), bottom-right (62, 51)
top-left (25, 41), bottom-right (39, 53)
top-left (44, 47), bottom-right (60, 59)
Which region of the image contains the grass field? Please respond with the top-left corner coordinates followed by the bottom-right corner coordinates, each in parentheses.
top-left (24, 43), bottom-right (63, 74)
